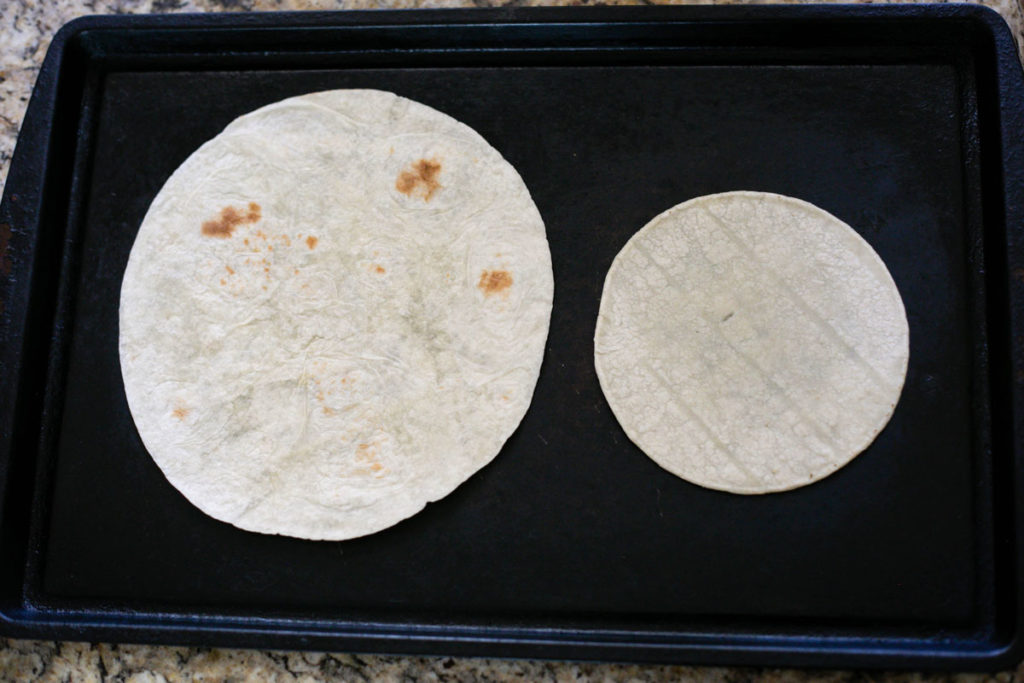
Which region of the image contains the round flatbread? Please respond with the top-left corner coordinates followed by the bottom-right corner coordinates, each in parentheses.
top-left (119, 89), bottom-right (553, 540)
top-left (594, 191), bottom-right (908, 494)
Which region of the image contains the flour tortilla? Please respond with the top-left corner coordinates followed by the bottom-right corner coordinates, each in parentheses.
top-left (594, 191), bottom-right (908, 494)
top-left (119, 89), bottom-right (553, 539)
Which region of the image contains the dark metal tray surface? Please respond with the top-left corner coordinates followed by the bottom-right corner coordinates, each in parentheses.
top-left (0, 5), bottom-right (1021, 670)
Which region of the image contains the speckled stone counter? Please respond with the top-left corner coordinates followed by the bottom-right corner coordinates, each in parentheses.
top-left (1, 1), bottom-right (1022, 681)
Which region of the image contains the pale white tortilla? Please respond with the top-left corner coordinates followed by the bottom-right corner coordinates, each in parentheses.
top-left (594, 191), bottom-right (908, 494)
top-left (119, 89), bottom-right (553, 539)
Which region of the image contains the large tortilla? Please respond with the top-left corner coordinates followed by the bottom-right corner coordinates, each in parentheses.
top-left (119, 89), bottom-right (553, 540)
top-left (594, 192), bottom-right (908, 494)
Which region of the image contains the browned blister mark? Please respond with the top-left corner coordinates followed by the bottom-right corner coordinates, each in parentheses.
top-left (201, 202), bottom-right (261, 238)
top-left (396, 159), bottom-right (443, 201)
top-left (306, 236), bottom-right (318, 250)
top-left (355, 442), bottom-right (385, 474)
top-left (172, 406), bottom-right (189, 421)
top-left (478, 269), bottom-right (513, 298)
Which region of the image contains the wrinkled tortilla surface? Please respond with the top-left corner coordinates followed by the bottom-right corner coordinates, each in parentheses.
top-left (594, 191), bottom-right (908, 493)
top-left (119, 89), bottom-right (553, 539)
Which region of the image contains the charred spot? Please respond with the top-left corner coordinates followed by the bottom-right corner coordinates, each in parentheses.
top-left (478, 269), bottom-right (513, 297)
top-left (306, 235), bottom-right (318, 250)
top-left (396, 159), bottom-right (443, 201)
top-left (201, 202), bottom-right (261, 238)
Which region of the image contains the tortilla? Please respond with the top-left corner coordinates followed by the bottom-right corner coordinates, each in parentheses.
top-left (594, 191), bottom-right (908, 494)
top-left (119, 89), bottom-right (553, 540)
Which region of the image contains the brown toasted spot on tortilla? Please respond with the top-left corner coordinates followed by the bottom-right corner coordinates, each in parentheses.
top-left (396, 159), bottom-right (442, 201)
top-left (172, 407), bottom-right (189, 420)
top-left (478, 269), bottom-right (513, 297)
top-left (225, 265), bottom-right (235, 275)
top-left (370, 463), bottom-right (383, 472)
top-left (316, 391), bottom-right (324, 401)
top-left (306, 235), bottom-right (318, 250)
top-left (323, 406), bottom-right (335, 415)
top-left (201, 203), bottom-right (261, 238)
top-left (263, 267), bottom-right (269, 273)
top-left (220, 279), bottom-right (226, 286)
top-left (374, 265), bottom-right (386, 274)
top-left (294, 269), bottom-right (300, 275)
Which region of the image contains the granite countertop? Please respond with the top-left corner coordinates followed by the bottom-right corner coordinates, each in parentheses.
top-left (2, 1), bottom-right (1022, 681)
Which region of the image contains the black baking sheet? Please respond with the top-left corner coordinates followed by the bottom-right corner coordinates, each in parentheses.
top-left (0, 5), bottom-right (1022, 670)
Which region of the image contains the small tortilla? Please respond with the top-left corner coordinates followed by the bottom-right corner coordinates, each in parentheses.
top-left (119, 89), bottom-right (553, 539)
top-left (594, 191), bottom-right (908, 494)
